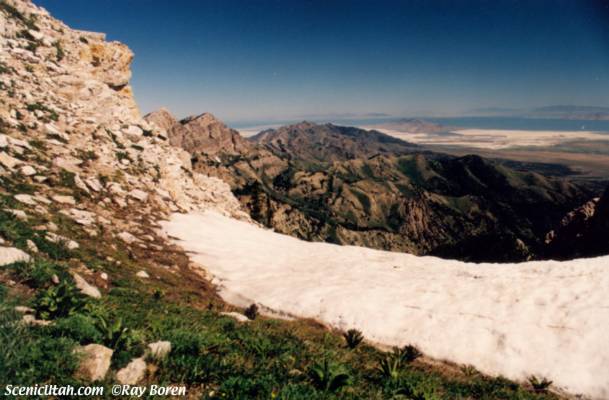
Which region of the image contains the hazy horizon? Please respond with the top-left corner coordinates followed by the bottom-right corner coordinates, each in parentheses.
top-left (37, 0), bottom-right (609, 123)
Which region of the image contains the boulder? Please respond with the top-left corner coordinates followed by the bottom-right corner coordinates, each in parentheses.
top-left (0, 152), bottom-right (21, 170)
top-left (117, 231), bottom-right (137, 244)
top-left (26, 239), bottom-right (38, 253)
top-left (128, 189), bottom-right (148, 202)
top-left (52, 195), bottom-right (76, 205)
top-left (14, 305), bottom-right (35, 314)
top-left (20, 165), bottom-right (36, 176)
top-left (45, 123), bottom-right (70, 142)
top-left (116, 357), bottom-right (146, 384)
top-left (14, 194), bottom-right (37, 206)
top-left (220, 311), bottom-right (251, 323)
top-left (147, 341), bottom-right (171, 359)
top-left (71, 272), bottom-right (101, 298)
top-left (6, 209), bottom-right (27, 220)
top-left (22, 314), bottom-right (52, 326)
top-left (123, 125), bottom-right (143, 142)
top-left (74, 344), bottom-right (113, 382)
top-left (85, 178), bottom-right (103, 192)
top-left (135, 270), bottom-right (149, 279)
top-left (0, 247), bottom-right (31, 267)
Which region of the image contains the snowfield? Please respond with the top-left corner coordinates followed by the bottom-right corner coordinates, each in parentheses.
top-left (163, 211), bottom-right (609, 399)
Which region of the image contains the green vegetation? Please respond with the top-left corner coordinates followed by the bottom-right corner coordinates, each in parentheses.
top-left (308, 359), bottom-right (351, 393)
top-left (115, 151), bottom-right (130, 163)
top-left (26, 102), bottom-right (59, 122)
top-left (0, 195), bottom-right (558, 399)
top-left (0, 60), bottom-right (12, 74)
top-left (54, 41), bottom-right (65, 62)
top-left (34, 280), bottom-right (86, 320)
top-left (343, 329), bottom-right (364, 349)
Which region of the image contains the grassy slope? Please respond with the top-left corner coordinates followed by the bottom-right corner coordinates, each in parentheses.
top-left (0, 191), bottom-right (560, 399)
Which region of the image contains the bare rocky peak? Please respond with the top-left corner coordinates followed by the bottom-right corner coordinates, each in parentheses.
top-left (143, 108), bottom-right (177, 133)
top-left (145, 109), bottom-right (250, 156)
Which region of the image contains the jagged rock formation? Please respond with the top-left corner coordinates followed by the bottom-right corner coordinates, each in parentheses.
top-left (145, 111), bottom-right (250, 156)
top-left (544, 185), bottom-right (609, 259)
top-left (0, 0), bottom-right (247, 226)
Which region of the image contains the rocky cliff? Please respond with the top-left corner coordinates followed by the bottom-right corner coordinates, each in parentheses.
top-left (0, 0), bottom-right (247, 225)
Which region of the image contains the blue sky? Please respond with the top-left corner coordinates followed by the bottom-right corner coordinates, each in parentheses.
top-left (37, 0), bottom-right (609, 124)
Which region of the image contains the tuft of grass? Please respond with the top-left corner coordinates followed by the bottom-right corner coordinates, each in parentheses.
top-left (397, 344), bottom-right (423, 363)
top-left (529, 376), bottom-right (553, 393)
top-left (343, 328), bottom-right (364, 349)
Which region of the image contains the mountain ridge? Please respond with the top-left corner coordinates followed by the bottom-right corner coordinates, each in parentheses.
top-left (148, 109), bottom-right (602, 262)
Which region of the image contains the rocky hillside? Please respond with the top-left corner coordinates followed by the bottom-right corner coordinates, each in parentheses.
top-left (151, 110), bottom-right (599, 261)
top-left (544, 185), bottom-right (609, 259)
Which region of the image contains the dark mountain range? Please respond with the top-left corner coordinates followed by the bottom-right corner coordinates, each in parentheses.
top-left (147, 111), bottom-right (603, 262)
top-left (251, 121), bottom-right (418, 162)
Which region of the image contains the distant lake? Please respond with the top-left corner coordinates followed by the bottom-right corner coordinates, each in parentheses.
top-left (232, 116), bottom-right (609, 134)
top-left (424, 117), bottom-right (609, 132)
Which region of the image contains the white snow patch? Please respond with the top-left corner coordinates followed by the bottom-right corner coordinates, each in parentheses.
top-left (162, 211), bottom-right (609, 399)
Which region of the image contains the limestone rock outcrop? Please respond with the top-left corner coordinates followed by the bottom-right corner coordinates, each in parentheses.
top-left (0, 0), bottom-right (249, 249)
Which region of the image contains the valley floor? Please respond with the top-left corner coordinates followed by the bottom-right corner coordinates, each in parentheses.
top-left (163, 211), bottom-right (609, 399)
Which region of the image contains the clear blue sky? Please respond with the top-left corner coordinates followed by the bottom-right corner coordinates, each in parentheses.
top-left (37, 0), bottom-right (609, 124)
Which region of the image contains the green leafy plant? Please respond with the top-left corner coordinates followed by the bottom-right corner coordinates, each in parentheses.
top-left (34, 280), bottom-right (86, 320)
top-left (94, 315), bottom-right (132, 351)
top-left (377, 354), bottom-right (402, 382)
top-left (307, 359), bottom-right (351, 393)
top-left (528, 375), bottom-right (552, 393)
top-left (343, 328), bottom-right (364, 349)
